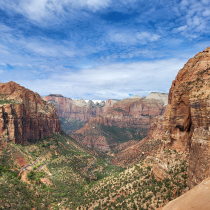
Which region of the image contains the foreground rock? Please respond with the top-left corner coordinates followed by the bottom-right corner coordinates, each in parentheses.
top-left (72, 95), bottom-right (167, 152)
top-left (141, 47), bottom-right (210, 189)
top-left (0, 81), bottom-right (62, 144)
top-left (163, 177), bottom-right (210, 210)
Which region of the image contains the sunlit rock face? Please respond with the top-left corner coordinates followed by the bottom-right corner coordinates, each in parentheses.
top-left (145, 47), bottom-right (210, 188)
top-left (0, 81), bottom-right (62, 144)
top-left (146, 92), bottom-right (168, 106)
top-left (71, 95), bottom-right (167, 152)
top-left (42, 95), bottom-right (108, 122)
top-left (163, 177), bottom-right (210, 210)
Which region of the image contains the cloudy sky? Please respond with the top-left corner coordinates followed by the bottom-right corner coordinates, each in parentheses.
top-left (0, 0), bottom-right (210, 100)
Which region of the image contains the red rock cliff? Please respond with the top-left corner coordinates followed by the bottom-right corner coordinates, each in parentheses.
top-left (0, 82), bottom-right (62, 144)
top-left (92, 97), bottom-right (167, 128)
top-left (71, 96), bottom-right (167, 152)
top-left (147, 47), bottom-right (210, 188)
top-left (42, 95), bottom-right (107, 122)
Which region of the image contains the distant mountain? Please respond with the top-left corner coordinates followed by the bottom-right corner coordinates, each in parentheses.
top-left (146, 92), bottom-right (168, 106)
top-left (42, 95), bottom-right (118, 134)
top-left (71, 94), bottom-right (167, 152)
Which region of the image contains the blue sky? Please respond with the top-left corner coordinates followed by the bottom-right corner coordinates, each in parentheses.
top-left (0, 0), bottom-right (210, 100)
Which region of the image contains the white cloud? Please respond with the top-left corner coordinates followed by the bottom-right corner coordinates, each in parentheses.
top-left (15, 58), bottom-right (186, 100)
top-left (109, 31), bottom-right (160, 45)
top-left (0, 70), bottom-right (4, 74)
top-left (173, 0), bottom-right (210, 38)
top-left (136, 32), bottom-right (160, 42)
top-left (203, 9), bottom-right (210, 16)
top-left (0, 0), bottom-right (111, 23)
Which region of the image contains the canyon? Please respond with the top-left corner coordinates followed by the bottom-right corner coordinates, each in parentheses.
top-left (111, 47), bottom-right (210, 192)
top-left (0, 81), bottom-right (62, 144)
top-left (2, 47), bottom-right (210, 209)
top-left (71, 93), bottom-right (168, 152)
top-left (42, 94), bottom-right (119, 133)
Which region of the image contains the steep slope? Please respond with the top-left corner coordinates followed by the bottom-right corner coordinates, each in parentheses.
top-left (77, 148), bottom-right (188, 210)
top-left (1, 131), bottom-right (189, 210)
top-left (72, 95), bottom-right (167, 152)
top-left (42, 95), bottom-right (118, 134)
top-left (136, 47), bottom-right (210, 190)
top-left (0, 82), bottom-right (62, 144)
top-left (163, 177), bottom-right (210, 210)
top-left (0, 132), bottom-right (119, 209)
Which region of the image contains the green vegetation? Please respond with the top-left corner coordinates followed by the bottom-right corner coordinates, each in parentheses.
top-left (0, 132), bottom-right (189, 209)
top-left (113, 108), bottom-right (124, 112)
top-left (77, 148), bottom-right (189, 210)
top-left (0, 133), bottom-right (124, 209)
top-left (60, 117), bottom-right (86, 134)
top-left (91, 123), bottom-right (147, 147)
top-left (0, 99), bottom-right (14, 105)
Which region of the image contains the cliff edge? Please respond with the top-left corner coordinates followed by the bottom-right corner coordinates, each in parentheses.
top-left (0, 81), bottom-right (62, 144)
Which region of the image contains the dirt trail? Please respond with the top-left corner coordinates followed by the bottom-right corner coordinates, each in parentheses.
top-left (89, 163), bottom-right (107, 177)
top-left (21, 150), bottom-right (47, 171)
top-left (36, 163), bottom-right (47, 171)
top-left (82, 157), bottom-right (96, 175)
top-left (21, 142), bottom-right (57, 171)
top-left (21, 171), bottom-right (30, 184)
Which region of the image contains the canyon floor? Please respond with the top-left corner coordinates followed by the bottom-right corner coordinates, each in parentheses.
top-left (0, 132), bottom-right (189, 210)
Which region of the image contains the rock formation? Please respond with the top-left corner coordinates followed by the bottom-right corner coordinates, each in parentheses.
top-left (42, 95), bottom-right (119, 133)
top-left (0, 81), bottom-right (62, 144)
top-left (42, 95), bottom-right (106, 122)
top-left (143, 47), bottom-right (210, 188)
top-left (146, 92), bottom-right (168, 106)
top-left (163, 177), bottom-right (210, 210)
top-left (71, 95), bottom-right (167, 152)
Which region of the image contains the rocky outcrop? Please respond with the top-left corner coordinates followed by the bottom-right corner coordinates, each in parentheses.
top-left (110, 138), bottom-right (162, 167)
top-left (163, 177), bottom-right (210, 210)
top-left (146, 92), bottom-right (168, 106)
top-left (72, 95), bottom-right (167, 152)
top-left (0, 82), bottom-right (62, 144)
top-left (166, 47), bottom-right (210, 188)
top-left (144, 47), bottom-right (210, 188)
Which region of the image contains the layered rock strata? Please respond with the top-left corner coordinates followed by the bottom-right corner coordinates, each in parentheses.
top-left (72, 96), bottom-right (167, 152)
top-left (144, 47), bottom-right (210, 188)
top-left (0, 82), bottom-right (62, 144)
top-left (42, 95), bottom-right (107, 122)
top-left (42, 95), bottom-right (120, 133)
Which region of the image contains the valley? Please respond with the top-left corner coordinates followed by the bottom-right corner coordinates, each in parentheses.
top-left (1, 47), bottom-right (210, 209)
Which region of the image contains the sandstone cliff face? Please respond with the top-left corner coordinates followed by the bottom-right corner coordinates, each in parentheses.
top-left (72, 96), bottom-right (167, 152)
top-left (166, 47), bottom-right (210, 187)
top-left (145, 47), bottom-right (210, 188)
top-left (42, 96), bottom-right (118, 133)
top-left (163, 177), bottom-right (210, 210)
top-left (96, 97), bottom-right (167, 128)
top-left (0, 82), bottom-right (62, 144)
top-left (42, 95), bottom-right (106, 122)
